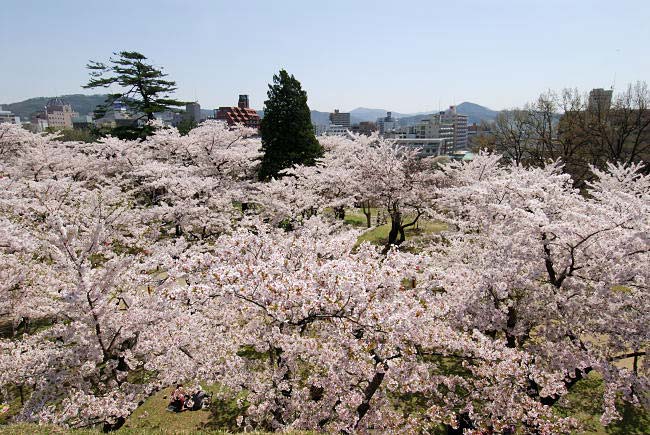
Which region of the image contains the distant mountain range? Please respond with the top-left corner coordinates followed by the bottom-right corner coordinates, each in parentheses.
top-left (2, 94), bottom-right (498, 126)
top-left (347, 102), bottom-right (498, 125)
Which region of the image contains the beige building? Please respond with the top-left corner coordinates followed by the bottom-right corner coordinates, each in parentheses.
top-left (44, 98), bottom-right (78, 129)
top-left (588, 88), bottom-right (613, 114)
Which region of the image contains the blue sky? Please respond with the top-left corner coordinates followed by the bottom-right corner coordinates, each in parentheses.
top-left (1, 0), bottom-right (649, 112)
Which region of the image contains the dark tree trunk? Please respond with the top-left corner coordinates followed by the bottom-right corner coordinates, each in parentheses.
top-left (102, 416), bottom-right (125, 432)
top-left (445, 412), bottom-right (474, 434)
top-left (384, 209), bottom-right (402, 254)
top-left (361, 201), bottom-right (372, 228)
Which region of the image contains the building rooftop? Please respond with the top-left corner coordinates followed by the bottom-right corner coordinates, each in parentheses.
top-left (46, 97), bottom-right (68, 107)
top-left (215, 106), bottom-right (260, 127)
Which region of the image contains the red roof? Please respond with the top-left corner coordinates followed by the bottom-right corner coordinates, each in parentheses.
top-left (215, 106), bottom-right (260, 128)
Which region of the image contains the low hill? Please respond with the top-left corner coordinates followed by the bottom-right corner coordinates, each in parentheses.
top-left (349, 107), bottom-right (410, 123)
top-left (396, 102), bottom-right (498, 126)
top-left (1, 94), bottom-right (109, 119)
top-left (348, 103), bottom-right (498, 126)
top-left (456, 101), bottom-right (498, 124)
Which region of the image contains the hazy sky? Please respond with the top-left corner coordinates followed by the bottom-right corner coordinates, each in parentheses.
top-left (1, 0), bottom-right (649, 112)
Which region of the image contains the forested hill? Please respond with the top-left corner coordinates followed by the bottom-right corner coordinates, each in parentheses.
top-left (1, 94), bottom-right (109, 119)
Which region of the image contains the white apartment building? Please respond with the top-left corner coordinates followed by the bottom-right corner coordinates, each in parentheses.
top-left (377, 111), bottom-right (399, 135)
top-left (438, 105), bottom-right (468, 150)
top-left (393, 138), bottom-right (449, 157)
top-left (325, 124), bottom-right (349, 136)
top-left (391, 106), bottom-right (468, 151)
top-left (0, 107), bottom-right (20, 124)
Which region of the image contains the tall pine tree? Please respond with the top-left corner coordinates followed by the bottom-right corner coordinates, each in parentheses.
top-left (258, 70), bottom-right (322, 180)
top-left (84, 51), bottom-right (186, 122)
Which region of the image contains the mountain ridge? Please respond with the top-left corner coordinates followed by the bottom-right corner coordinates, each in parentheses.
top-left (3, 95), bottom-right (499, 126)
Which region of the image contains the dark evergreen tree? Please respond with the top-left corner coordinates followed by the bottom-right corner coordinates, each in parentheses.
top-left (83, 51), bottom-right (185, 123)
top-left (258, 69), bottom-right (322, 180)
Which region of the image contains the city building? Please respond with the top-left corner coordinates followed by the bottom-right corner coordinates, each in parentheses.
top-left (238, 95), bottom-right (250, 109)
top-left (329, 109), bottom-right (350, 128)
top-left (448, 150), bottom-right (475, 161)
top-left (325, 124), bottom-right (349, 136)
top-left (72, 115), bottom-right (94, 129)
top-left (351, 121), bottom-right (377, 136)
top-left (588, 88), bottom-right (613, 113)
top-left (398, 106), bottom-right (468, 150)
top-left (185, 102), bottom-right (202, 124)
top-left (41, 98), bottom-right (78, 129)
top-left (215, 94), bottom-right (260, 128)
top-left (439, 105), bottom-right (468, 150)
top-left (384, 106), bottom-right (468, 152)
top-left (377, 112), bottom-right (399, 135)
top-left (467, 122), bottom-right (491, 147)
top-left (0, 106), bottom-right (20, 124)
top-left (393, 138), bottom-right (448, 157)
top-left (95, 101), bottom-right (138, 128)
top-left (313, 124), bottom-right (327, 136)
top-left (30, 111), bottom-right (49, 131)
top-left (27, 113), bottom-right (49, 132)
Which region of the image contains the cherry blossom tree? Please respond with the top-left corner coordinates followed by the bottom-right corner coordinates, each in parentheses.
top-left (1, 123), bottom-right (647, 434)
top-left (154, 218), bottom-right (579, 434)
top-left (427, 154), bottom-right (649, 428)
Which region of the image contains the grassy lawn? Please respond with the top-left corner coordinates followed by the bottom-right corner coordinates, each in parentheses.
top-left (342, 207), bottom-right (378, 228)
top-left (356, 219), bottom-right (447, 247)
top-left (121, 387), bottom-right (214, 433)
top-left (341, 207), bottom-right (448, 247)
top-left (1, 375), bottom-right (648, 435)
top-left (0, 386), bottom-right (311, 434)
top-left (557, 373), bottom-right (650, 435)
top-left (0, 424), bottom-right (302, 434)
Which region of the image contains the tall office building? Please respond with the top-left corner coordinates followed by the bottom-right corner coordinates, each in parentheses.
top-left (329, 109), bottom-right (351, 128)
top-left (588, 88), bottom-right (613, 113)
top-left (439, 105), bottom-right (468, 150)
top-left (389, 106), bottom-right (468, 152)
top-left (185, 102), bottom-right (202, 123)
top-left (377, 111), bottom-right (399, 135)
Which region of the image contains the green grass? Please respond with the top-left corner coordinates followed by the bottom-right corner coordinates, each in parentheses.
top-left (355, 219), bottom-right (447, 247)
top-left (342, 207), bottom-right (378, 228)
top-left (0, 386), bottom-right (310, 434)
top-left (121, 386), bottom-right (214, 433)
top-left (554, 372), bottom-right (650, 435)
top-left (341, 207), bottom-right (448, 247)
top-left (1, 374), bottom-right (648, 434)
top-left (0, 423), bottom-right (306, 434)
